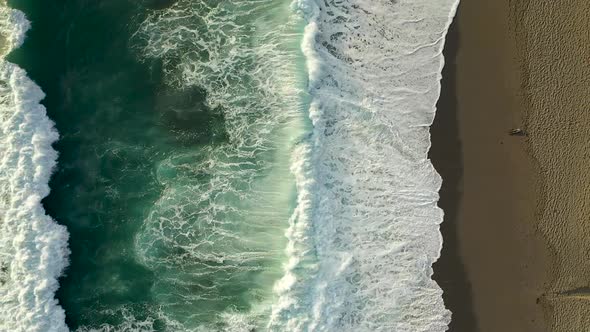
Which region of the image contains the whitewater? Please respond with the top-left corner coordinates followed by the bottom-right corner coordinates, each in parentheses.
top-left (0, 6), bottom-right (69, 332)
top-left (0, 0), bottom-right (458, 331)
top-left (269, 0), bottom-right (458, 330)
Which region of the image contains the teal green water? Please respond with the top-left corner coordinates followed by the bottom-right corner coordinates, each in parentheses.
top-left (9, 0), bottom-right (308, 330)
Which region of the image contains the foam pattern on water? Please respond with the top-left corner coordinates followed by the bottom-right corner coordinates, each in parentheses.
top-left (0, 7), bottom-right (69, 332)
top-left (269, 0), bottom-right (458, 331)
top-left (0, 0), bottom-right (458, 330)
top-left (131, 1), bottom-right (310, 329)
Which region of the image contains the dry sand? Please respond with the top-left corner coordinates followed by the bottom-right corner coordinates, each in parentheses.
top-left (512, 1), bottom-right (590, 331)
top-left (431, 0), bottom-right (590, 331)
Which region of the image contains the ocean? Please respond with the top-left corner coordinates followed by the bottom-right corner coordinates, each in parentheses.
top-left (0, 0), bottom-right (458, 331)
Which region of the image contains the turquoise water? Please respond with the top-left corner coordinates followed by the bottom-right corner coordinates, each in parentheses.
top-left (1, 0), bottom-right (460, 330)
top-left (9, 0), bottom-right (308, 330)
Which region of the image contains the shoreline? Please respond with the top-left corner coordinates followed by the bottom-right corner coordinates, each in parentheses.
top-left (432, 0), bottom-right (555, 330)
top-left (434, 0), bottom-right (590, 330)
top-left (430, 13), bottom-right (478, 332)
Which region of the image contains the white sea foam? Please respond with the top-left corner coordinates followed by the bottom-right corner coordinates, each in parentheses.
top-left (77, 308), bottom-right (157, 332)
top-left (0, 0), bottom-right (457, 330)
top-left (132, 1), bottom-right (310, 329)
top-left (270, 0), bottom-right (459, 331)
top-left (0, 7), bottom-right (69, 332)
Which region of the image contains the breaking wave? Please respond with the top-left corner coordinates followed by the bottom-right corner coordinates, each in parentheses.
top-left (269, 0), bottom-right (459, 331)
top-left (1, 0), bottom-right (459, 330)
top-left (0, 6), bottom-right (69, 332)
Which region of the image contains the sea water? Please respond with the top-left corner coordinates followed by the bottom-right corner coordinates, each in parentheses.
top-left (0, 0), bottom-right (458, 331)
top-left (271, 1), bottom-right (458, 330)
top-left (0, 5), bottom-right (69, 332)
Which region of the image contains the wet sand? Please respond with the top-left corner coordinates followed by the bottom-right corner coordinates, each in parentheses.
top-left (431, 0), bottom-right (589, 331)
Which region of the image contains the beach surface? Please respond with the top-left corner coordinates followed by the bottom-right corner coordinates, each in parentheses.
top-left (432, 0), bottom-right (590, 331)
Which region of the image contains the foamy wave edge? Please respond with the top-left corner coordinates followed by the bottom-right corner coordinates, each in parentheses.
top-left (272, 0), bottom-right (460, 331)
top-left (0, 7), bottom-right (69, 332)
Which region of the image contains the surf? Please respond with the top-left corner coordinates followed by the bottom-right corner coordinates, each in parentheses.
top-left (268, 0), bottom-right (459, 330)
top-left (0, 6), bottom-right (69, 332)
top-left (1, 0), bottom-right (460, 330)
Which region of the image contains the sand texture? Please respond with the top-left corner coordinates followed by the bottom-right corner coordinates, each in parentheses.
top-left (432, 0), bottom-right (589, 331)
top-left (511, 0), bottom-right (590, 330)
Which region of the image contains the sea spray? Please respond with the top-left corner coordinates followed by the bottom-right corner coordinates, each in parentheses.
top-left (5, 0), bottom-right (310, 329)
top-left (269, 0), bottom-right (459, 330)
top-left (124, 0), bottom-right (310, 329)
top-left (0, 6), bottom-right (69, 332)
top-left (1, 0), bottom-right (461, 330)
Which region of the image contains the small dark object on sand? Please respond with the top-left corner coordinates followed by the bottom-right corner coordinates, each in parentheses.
top-left (508, 128), bottom-right (527, 136)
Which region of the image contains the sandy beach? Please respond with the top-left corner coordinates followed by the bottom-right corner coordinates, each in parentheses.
top-left (432, 0), bottom-right (590, 331)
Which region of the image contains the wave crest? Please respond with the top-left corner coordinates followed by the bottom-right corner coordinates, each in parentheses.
top-left (0, 7), bottom-right (69, 332)
top-left (269, 0), bottom-right (458, 330)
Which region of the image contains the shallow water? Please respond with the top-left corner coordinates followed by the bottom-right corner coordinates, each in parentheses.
top-left (7, 0), bottom-right (308, 330)
top-left (0, 0), bottom-right (458, 331)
